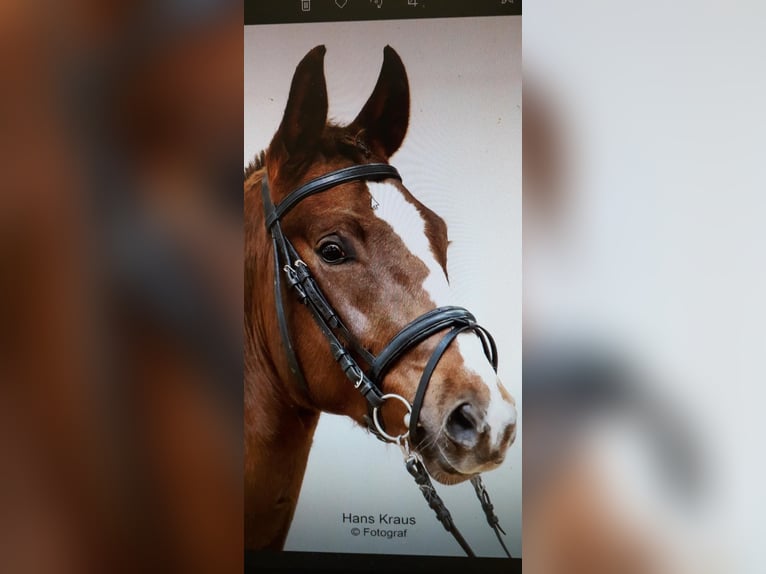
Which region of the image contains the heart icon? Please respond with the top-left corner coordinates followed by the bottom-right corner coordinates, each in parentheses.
top-left (335, 0), bottom-right (347, 7)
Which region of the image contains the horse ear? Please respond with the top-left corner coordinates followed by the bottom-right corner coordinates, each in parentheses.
top-left (349, 45), bottom-right (410, 159)
top-left (271, 45), bottom-right (328, 167)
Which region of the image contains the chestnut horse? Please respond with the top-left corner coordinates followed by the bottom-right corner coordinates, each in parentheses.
top-left (244, 45), bottom-right (517, 551)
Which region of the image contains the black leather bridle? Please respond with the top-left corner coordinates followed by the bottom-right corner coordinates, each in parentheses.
top-left (261, 162), bottom-right (512, 558)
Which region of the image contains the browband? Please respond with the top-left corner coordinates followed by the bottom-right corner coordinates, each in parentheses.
top-left (265, 163), bottom-right (401, 230)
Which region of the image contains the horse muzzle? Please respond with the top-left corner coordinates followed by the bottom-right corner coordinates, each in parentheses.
top-left (414, 392), bottom-right (517, 485)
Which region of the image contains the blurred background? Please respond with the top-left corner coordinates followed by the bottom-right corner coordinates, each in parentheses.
top-left (1, 0), bottom-right (764, 573)
top-left (0, 0), bottom-right (242, 572)
top-left (523, 1), bottom-right (766, 573)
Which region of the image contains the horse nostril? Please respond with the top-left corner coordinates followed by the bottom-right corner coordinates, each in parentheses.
top-left (445, 403), bottom-right (482, 448)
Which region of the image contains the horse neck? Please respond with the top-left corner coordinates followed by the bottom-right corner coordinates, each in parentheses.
top-left (244, 168), bottom-right (320, 448)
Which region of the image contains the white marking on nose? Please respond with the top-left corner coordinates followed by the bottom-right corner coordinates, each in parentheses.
top-left (369, 180), bottom-right (516, 446)
top-left (457, 334), bottom-right (517, 447)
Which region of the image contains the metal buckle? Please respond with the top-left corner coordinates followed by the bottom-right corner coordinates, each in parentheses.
top-left (283, 264), bottom-right (298, 284)
top-left (283, 259), bottom-right (307, 282)
top-left (284, 260), bottom-right (309, 299)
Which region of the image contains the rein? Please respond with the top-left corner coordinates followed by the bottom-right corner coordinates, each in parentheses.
top-left (261, 162), bottom-right (512, 558)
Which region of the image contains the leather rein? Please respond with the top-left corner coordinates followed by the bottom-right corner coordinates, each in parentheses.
top-left (261, 162), bottom-right (512, 558)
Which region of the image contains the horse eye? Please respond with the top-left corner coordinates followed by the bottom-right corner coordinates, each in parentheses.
top-left (319, 241), bottom-right (346, 264)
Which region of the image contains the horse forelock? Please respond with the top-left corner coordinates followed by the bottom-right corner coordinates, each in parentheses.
top-left (263, 123), bottom-right (384, 195)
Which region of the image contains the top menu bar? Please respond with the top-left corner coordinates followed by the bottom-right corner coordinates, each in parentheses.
top-left (246, 0), bottom-right (521, 25)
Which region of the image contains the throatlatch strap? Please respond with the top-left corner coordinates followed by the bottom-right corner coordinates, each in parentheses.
top-left (262, 175), bottom-right (311, 400)
top-left (272, 236), bottom-right (312, 397)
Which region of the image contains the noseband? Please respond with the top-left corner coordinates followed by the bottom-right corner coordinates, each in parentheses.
top-left (261, 162), bottom-right (511, 558)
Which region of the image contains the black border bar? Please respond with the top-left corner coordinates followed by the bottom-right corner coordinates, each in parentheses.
top-left (246, 0), bottom-right (521, 26)
top-left (246, 550), bottom-right (522, 574)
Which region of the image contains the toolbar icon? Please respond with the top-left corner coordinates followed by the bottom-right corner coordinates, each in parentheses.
top-left (301, 0), bottom-right (311, 11)
top-left (335, 0), bottom-right (348, 8)
top-left (408, 0), bottom-right (418, 6)
top-left (370, 0), bottom-right (383, 8)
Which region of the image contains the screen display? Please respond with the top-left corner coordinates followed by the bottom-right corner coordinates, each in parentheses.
top-left (245, 2), bottom-right (521, 570)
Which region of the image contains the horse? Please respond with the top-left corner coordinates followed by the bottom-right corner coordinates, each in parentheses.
top-left (244, 45), bottom-right (518, 551)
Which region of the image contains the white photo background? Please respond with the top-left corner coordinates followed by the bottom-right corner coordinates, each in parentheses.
top-left (245, 16), bottom-right (521, 557)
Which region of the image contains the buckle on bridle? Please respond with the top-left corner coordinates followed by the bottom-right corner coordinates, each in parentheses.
top-left (353, 370), bottom-right (364, 389)
top-left (284, 260), bottom-right (309, 300)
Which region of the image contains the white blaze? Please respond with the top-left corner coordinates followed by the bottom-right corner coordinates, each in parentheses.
top-left (369, 181), bottom-right (516, 446)
top-left (368, 182), bottom-right (451, 307)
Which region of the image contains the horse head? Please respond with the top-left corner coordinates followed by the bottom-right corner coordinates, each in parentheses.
top-left (254, 45), bottom-right (516, 485)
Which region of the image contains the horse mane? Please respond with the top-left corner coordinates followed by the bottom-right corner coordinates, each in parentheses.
top-left (244, 153), bottom-right (266, 384)
top-left (244, 150), bottom-right (266, 181)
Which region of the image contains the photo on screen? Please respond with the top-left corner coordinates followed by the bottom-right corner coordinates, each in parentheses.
top-left (245, 9), bottom-right (521, 565)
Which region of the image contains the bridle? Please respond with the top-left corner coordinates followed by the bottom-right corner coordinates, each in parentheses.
top-left (261, 162), bottom-right (512, 558)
